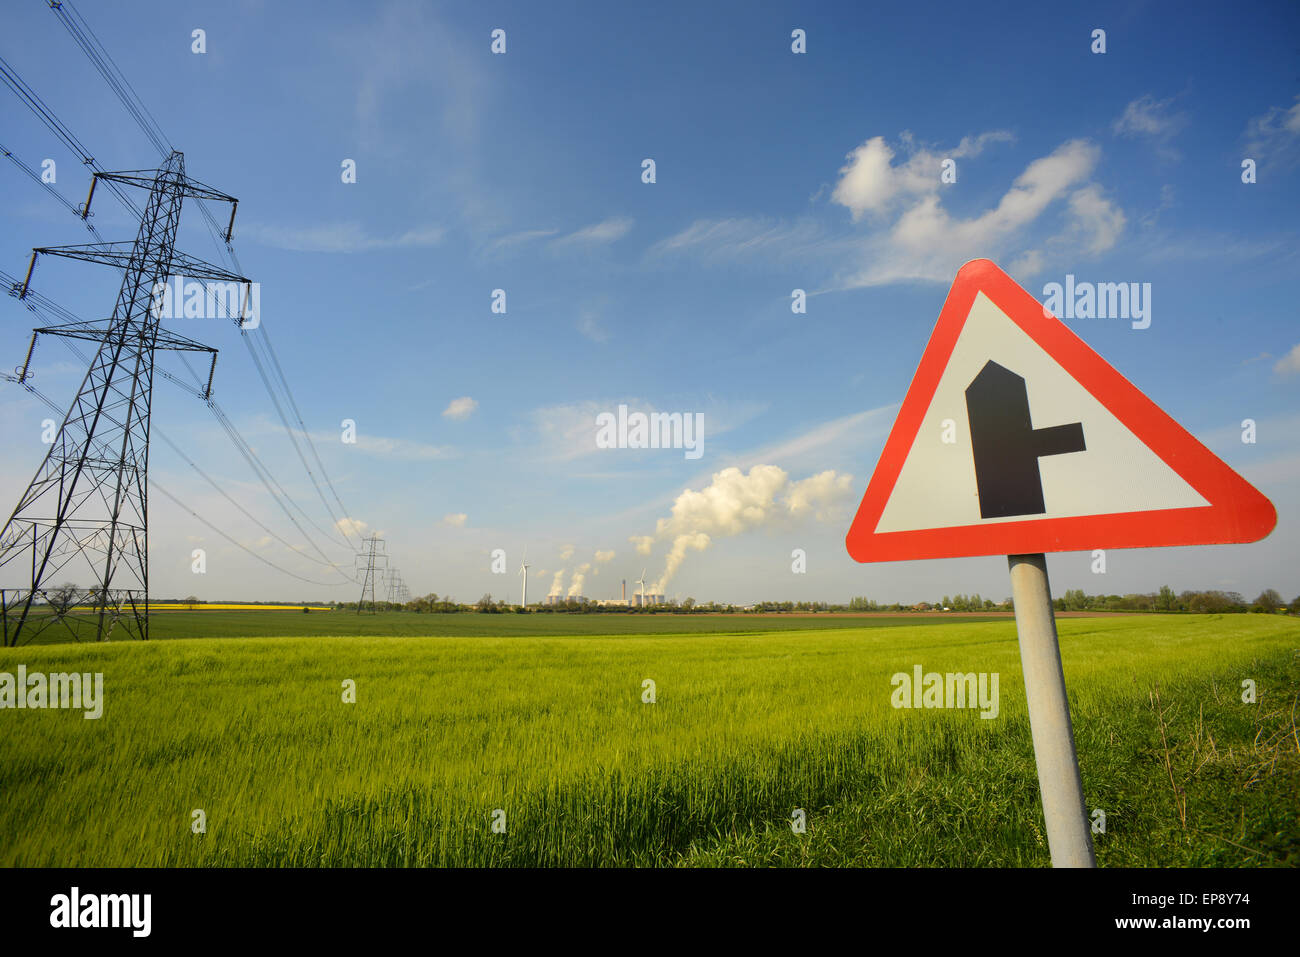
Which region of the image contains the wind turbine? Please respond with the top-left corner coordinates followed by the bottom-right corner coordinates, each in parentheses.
top-left (519, 550), bottom-right (531, 608)
top-left (636, 569), bottom-right (647, 607)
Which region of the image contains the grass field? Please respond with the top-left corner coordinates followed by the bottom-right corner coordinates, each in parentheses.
top-left (142, 609), bottom-right (1012, 641)
top-left (1, 613), bottom-right (1297, 867)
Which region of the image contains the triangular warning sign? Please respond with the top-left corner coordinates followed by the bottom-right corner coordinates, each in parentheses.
top-left (846, 259), bottom-right (1276, 562)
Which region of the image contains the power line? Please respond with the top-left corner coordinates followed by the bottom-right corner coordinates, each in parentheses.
top-left (0, 268), bottom-right (359, 581)
top-left (146, 479), bottom-right (355, 587)
top-left (0, 140), bottom-right (103, 239)
top-left (0, 52), bottom-right (142, 218)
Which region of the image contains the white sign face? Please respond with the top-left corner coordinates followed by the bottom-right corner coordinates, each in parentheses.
top-left (875, 292), bottom-right (1207, 534)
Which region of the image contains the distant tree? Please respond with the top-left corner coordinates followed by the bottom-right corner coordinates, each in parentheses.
top-left (1254, 589), bottom-right (1283, 613)
top-left (1156, 585), bottom-right (1175, 611)
top-left (1290, 595), bottom-right (1300, 616)
top-left (46, 582), bottom-right (81, 617)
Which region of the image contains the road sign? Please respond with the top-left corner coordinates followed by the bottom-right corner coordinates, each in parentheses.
top-left (846, 259), bottom-right (1276, 563)
top-left (845, 259), bottom-right (1278, 868)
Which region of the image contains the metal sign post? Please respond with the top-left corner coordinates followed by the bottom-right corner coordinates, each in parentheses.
top-left (1008, 553), bottom-right (1095, 867)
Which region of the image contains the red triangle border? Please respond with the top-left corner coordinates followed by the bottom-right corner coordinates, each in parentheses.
top-left (845, 259), bottom-right (1277, 563)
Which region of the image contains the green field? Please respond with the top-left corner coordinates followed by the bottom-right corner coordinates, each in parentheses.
top-left (149, 610), bottom-right (1016, 640)
top-left (2, 613), bottom-right (1297, 866)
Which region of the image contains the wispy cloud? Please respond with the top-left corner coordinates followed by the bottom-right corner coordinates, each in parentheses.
top-left (302, 426), bottom-right (455, 460)
top-left (243, 221), bottom-right (444, 253)
top-left (647, 216), bottom-right (834, 264)
top-left (732, 405), bottom-right (898, 472)
top-left (486, 228), bottom-right (559, 251)
top-left (442, 512), bottom-right (467, 527)
top-left (1113, 94), bottom-right (1188, 159)
top-left (553, 217), bottom-right (633, 246)
top-left (1243, 94), bottom-right (1300, 169)
top-left (527, 397), bottom-right (766, 462)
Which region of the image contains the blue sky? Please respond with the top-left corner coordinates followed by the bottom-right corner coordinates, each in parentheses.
top-left (1, 0), bottom-right (1297, 605)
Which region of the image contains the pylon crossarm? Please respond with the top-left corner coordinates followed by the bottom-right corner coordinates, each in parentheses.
top-left (30, 322), bottom-right (219, 355)
top-left (94, 170), bottom-right (237, 207)
top-left (31, 244), bottom-right (248, 285)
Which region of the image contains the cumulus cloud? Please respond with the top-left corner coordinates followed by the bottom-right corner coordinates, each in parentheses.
top-left (831, 131), bottom-right (1013, 220)
top-left (336, 517), bottom-right (368, 537)
top-left (594, 550), bottom-right (615, 563)
top-left (442, 513), bottom-right (467, 527)
top-left (1274, 343), bottom-right (1300, 377)
top-left (835, 137), bottom-right (1121, 286)
top-left (442, 396), bottom-right (478, 420)
top-left (632, 465), bottom-right (855, 592)
top-left (559, 544), bottom-right (575, 560)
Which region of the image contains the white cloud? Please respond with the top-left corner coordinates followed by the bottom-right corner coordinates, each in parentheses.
top-left (647, 217), bottom-right (833, 264)
top-left (733, 405), bottom-right (897, 472)
top-left (302, 423), bottom-right (454, 460)
top-left (548, 568), bottom-right (566, 596)
top-left (335, 517), bottom-right (368, 537)
top-left (442, 396), bottom-right (478, 420)
top-left (350, 434), bottom-right (456, 460)
top-left (528, 397), bottom-right (765, 462)
top-left (242, 222), bottom-right (444, 253)
top-left (559, 544), bottom-right (575, 560)
top-left (1274, 344), bottom-right (1300, 377)
top-left (831, 131), bottom-right (1014, 220)
top-left (594, 549), bottom-right (615, 563)
top-left (635, 465), bottom-right (855, 591)
top-left (1113, 95), bottom-right (1187, 139)
top-left (1243, 94), bottom-right (1300, 165)
top-left (1063, 184), bottom-right (1127, 255)
top-left (837, 138), bottom-right (1117, 288)
top-left (553, 217), bottom-right (633, 246)
top-left (442, 513), bottom-right (467, 527)
top-left (487, 228), bottom-right (559, 251)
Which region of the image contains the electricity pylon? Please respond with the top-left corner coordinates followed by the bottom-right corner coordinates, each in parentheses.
top-left (0, 150), bottom-right (248, 646)
top-left (385, 567), bottom-right (409, 604)
top-left (355, 534), bottom-right (387, 614)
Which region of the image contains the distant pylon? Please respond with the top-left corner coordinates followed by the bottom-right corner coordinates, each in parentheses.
top-left (355, 534), bottom-right (387, 614)
top-left (385, 567), bottom-right (406, 603)
top-left (0, 150), bottom-right (246, 646)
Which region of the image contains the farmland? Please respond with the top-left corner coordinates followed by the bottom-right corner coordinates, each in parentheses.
top-left (1, 613), bottom-right (1296, 867)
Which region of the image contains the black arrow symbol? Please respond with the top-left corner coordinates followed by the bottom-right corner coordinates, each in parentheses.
top-left (964, 360), bottom-right (1086, 519)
